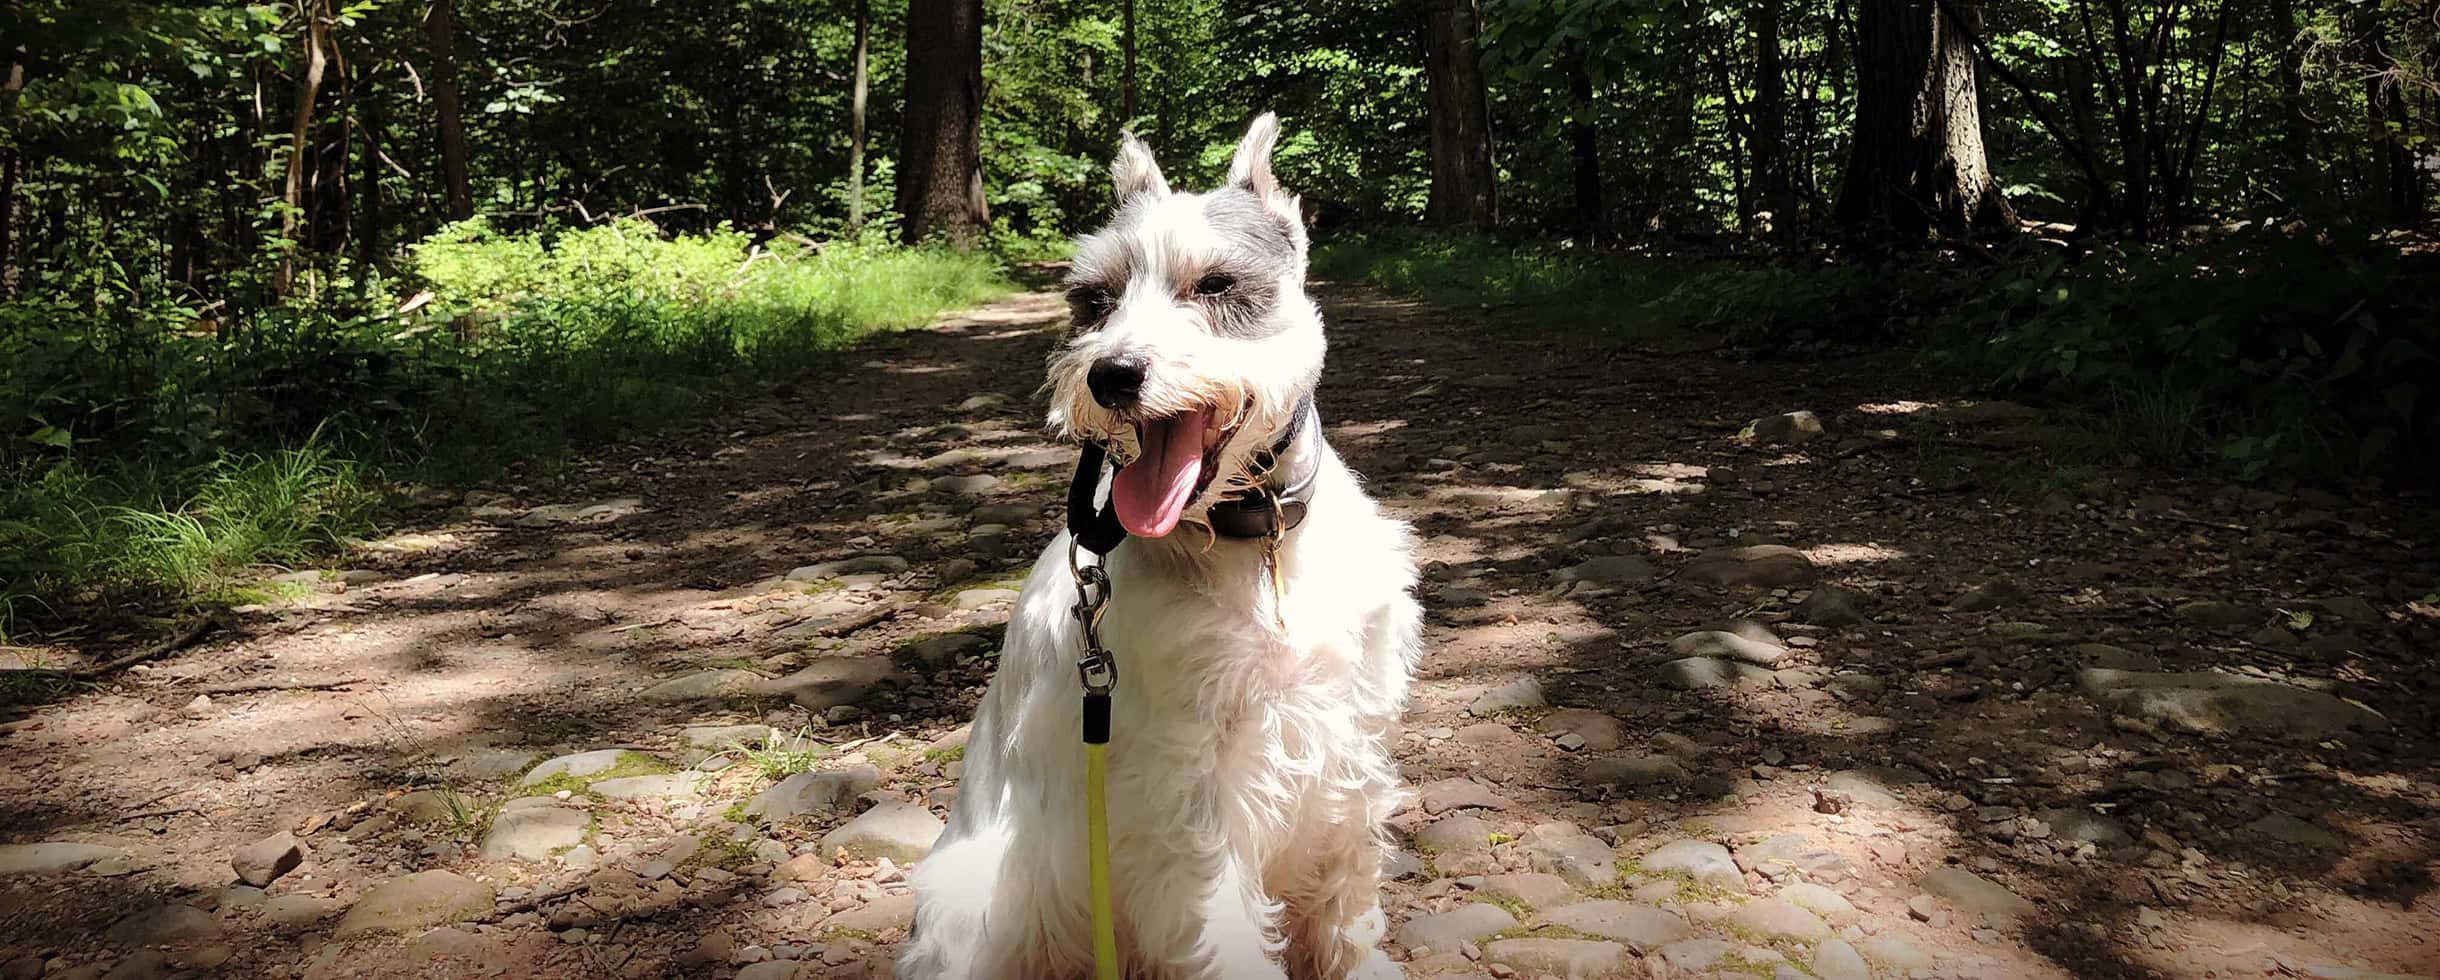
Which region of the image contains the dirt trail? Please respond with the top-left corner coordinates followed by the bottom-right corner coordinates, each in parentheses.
top-left (2, 281), bottom-right (2436, 980)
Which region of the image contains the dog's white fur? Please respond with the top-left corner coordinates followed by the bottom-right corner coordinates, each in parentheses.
top-left (899, 116), bottom-right (1422, 980)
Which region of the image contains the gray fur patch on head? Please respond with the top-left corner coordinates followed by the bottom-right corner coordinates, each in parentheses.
top-left (1196, 188), bottom-right (1300, 338)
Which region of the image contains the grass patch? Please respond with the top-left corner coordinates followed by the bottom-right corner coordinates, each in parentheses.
top-left (1, 222), bottom-right (1010, 636)
top-left (732, 727), bottom-right (827, 780)
top-left (923, 744), bottom-right (966, 765)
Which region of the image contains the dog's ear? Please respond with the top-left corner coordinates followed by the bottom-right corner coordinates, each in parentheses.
top-left (1226, 112), bottom-right (1283, 200)
top-left (1111, 132), bottom-right (1170, 204)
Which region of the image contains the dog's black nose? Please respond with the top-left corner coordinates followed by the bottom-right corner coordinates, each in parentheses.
top-left (1087, 355), bottom-right (1148, 409)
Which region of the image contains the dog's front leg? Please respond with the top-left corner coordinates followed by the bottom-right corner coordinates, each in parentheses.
top-left (1177, 854), bottom-right (1291, 980)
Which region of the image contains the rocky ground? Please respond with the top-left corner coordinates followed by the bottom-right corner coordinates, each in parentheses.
top-left (2, 280), bottom-right (2436, 980)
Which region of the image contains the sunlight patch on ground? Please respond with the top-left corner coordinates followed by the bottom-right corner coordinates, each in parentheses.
top-left (1805, 542), bottom-right (1911, 565)
top-left (1327, 418), bottom-right (1409, 441)
top-left (1762, 453), bottom-right (1816, 467)
top-left (1857, 400), bottom-right (1937, 415)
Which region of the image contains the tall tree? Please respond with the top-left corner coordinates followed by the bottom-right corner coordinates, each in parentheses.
top-left (847, 0), bottom-right (873, 231)
top-left (1752, 0), bottom-right (1793, 233)
top-left (1569, 64), bottom-right (1604, 241)
top-left (1835, 0), bottom-right (2012, 240)
top-left (1121, 0), bottom-right (1139, 125)
top-left (1424, 0), bottom-right (1498, 226)
top-left (425, 0), bottom-right (472, 222)
top-left (277, 0), bottom-right (334, 293)
top-left (1, 52), bottom-right (22, 298)
top-left (897, 0), bottom-right (989, 246)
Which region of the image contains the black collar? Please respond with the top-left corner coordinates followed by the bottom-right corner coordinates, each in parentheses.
top-left (1067, 397), bottom-right (1318, 556)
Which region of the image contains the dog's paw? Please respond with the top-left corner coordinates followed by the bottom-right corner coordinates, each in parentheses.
top-left (1343, 951), bottom-right (1405, 980)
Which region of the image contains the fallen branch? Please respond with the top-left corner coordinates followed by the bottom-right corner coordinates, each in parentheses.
top-left (2160, 514), bottom-right (2251, 533)
top-left (482, 878), bottom-right (591, 921)
top-left (199, 676), bottom-right (365, 695)
top-left (813, 603), bottom-right (902, 638)
top-left (11, 616), bottom-right (223, 684)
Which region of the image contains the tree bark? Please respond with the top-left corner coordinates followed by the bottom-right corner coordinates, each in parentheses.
top-left (898, 0), bottom-right (990, 246)
top-left (1835, 0), bottom-right (2014, 241)
top-left (278, 0), bottom-right (333, 294)
top-left (426, 0), bottom-right (473, 222)
top-left (1753, 0), bottom-right (1793, 234)
top-left (2359, 5), bottom-right (2424, 224)
top-left (1121, 0), bottom-right (1139, 125)
top-left (1, 55), bottom-right (23, 298)
top-left (1569, 65), bottom-right (1604, 242)
top-left (845, 0), bottom-right (872, 232)
top-left (1423, 0), bottom-right (1498, 227)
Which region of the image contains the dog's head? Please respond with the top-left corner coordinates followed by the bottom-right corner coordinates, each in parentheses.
top-left (1047, 113), bottom-right (1324, 539)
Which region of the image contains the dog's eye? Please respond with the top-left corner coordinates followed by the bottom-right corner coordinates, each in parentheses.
top-left (1067, 286), bottom-right (1116, 327)
top-left (1193, 274), bottom-right (1235, 297)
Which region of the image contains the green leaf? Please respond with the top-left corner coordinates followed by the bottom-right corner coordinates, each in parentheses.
top-left (27, 426), bottom-right (72, 448)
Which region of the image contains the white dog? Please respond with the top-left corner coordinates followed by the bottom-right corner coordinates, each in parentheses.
top-left (898, 115), bottom-right (1422, 980)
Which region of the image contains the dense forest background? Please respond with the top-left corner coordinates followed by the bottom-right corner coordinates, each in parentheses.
top-left (2, 0), bottom-right (2436, 630)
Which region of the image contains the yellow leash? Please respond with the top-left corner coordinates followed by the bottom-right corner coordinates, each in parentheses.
top-left (1070, 546), bottom-right (1122, 980)
top-left (1085, 740), bottom-right (1119, 980)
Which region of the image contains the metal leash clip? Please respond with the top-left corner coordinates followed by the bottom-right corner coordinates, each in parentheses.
top-left (1068, 541), bottom-right (1116, 695)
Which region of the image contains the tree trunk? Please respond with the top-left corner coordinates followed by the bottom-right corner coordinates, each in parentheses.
top-left (426, 0), bottom-right (473, 222)
top-left (2266, 0), bottom-right (2315, 207)
top-left (1, 55), bottom-right (22, 299)
top-left (1835, 0), bottom-right (2014, 241)
top-left (898, 0), bottom-right (990, 246)
top-left (1121, 0), bottom-right (1139, 125)
top-left (847, 0), bottom-right (872, 231)
top-left (1569, 66), bottom-right (1604, 242)
top-left (2359, 6), bottom-right (2424, 224)
top-left (1423, 0), bottom-right (1498, 227)
top-left (359, 74), bottom-right (383, 270)
top-left (1754, 0), bottom-right (1793, 234)
top-left (278, 0), bottom-right (333, 295)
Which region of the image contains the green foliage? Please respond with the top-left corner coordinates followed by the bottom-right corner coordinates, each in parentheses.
top-left (733, 728), bottom-right (829, 781)
top-left (0, 225), bottom-right (1007, 633)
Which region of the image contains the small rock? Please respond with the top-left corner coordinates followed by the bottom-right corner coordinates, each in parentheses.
top-left (1538, 901), bottom-right (1690, 952)
top-left (1640, 839), bottom-right (1746, 893)
top-left (1584, 756), bottom-right (1687, 788)
top-left (1795, 586), bottom-right (1871, 627)
top-left (820, 892), bottom-right (916, 934)
top-left (950, 588), bottom-right (1020, 610)
top-left (106, 904), bottom-right (220, 946)
top-left (1916, 866), bottom-right (2034, 921)
top-left (1812, 938), bottom-right (1870, 980)
top-left (519, 750), bottom-right (633, 788)
top-left (1741, 411), bottom-right (1825, 445)
top-left (896, 633), bottom-right (992, 669)
top-left (2175, 601), bottom-right (2265, 630)
top-left (1534, 709), bottom-right (1625, 751)
top-left (0, 842), bottom-right (127, 876)
top-left (1729, 897), bottom-right (1831, 942)
top-left (479, 802), bottom-right (589, 861)
top-left (1683, 545), bottom-right (1819, 588)
top-left (1414, 814), bottom-right (1499, 853)
top-left (230, 831), bottom-right (304, 887)
top-left (1658, 937), bottom-right (1736, 971)
top-left (757, 657), bottom-right (898, 712)
top-left (735, 963), bottom-right (801, 980)
top-left (1669, 630), bottom-right (1788, 666)
top-left (1420, 779), bottom-right (1511, 814)
top-left (640, 670), bottom-right (765, 703)
top-left (2247, 813), bottom-right (2343, 850)
top-left (1777, 882), bottom-right (1856, 919)
top-left (1468, 677), bottom-right (1546, 716)
top-left (1481, 938), bottom-right (1630, 979)
top-left (1554, 556), bottom-right (1655, 585)
top-left (817, 802), bottom-right (943, 863)
top-left (745, 768), bottom-right (883, 825)
top-left (2077, 668), bottom-right (2388, 739)
top-left (334, 871), bottom-right (495, 938)
top-left (1470, 872), bottom-right (1580, 910)
top-left (1396, 903), bottom-right (1517, 952)
top-left (260, 894), bottom-right (340, 931)
top-left (1657, 657), bottom-right (1773, 690)
top-left (1522, 824), bottom-right (1616, 889)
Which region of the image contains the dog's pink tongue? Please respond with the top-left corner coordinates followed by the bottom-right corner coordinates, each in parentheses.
top-left (1112, 409), bottom-right (1211, 538)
